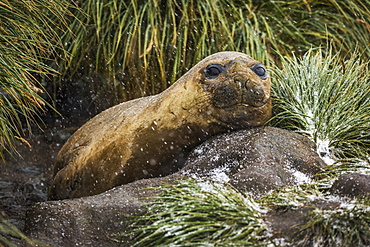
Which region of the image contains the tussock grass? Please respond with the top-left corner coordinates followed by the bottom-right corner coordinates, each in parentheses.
top-left (270, 49), bottom-right (370, 164)
top-left (57, 0), bottom-right (370, 103)
top-left (256, 0), bottom-right (370, 59)
top-left (258, 180), bottom-right (370, 246)
top-left (59, 0), bottom-right (269, 102)
top-left (298, 198), bottom-right (370, 247)
top-left (0, 0), bottom-right (75, 159)
top-left (129, 176), bottom-right (370, 246)
top-left (258, 182), bottom-right (327, 209)
top-left (129, 180), bottom-right (266, 246)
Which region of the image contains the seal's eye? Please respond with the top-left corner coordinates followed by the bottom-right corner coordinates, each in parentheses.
top-left (251, 64), bottom-right (268, 79)
top-left (205, 64), bottom-right (225, 79)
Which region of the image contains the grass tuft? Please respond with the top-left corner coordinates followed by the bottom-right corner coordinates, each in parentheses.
top-left (58, 0), bottom-right (270, 103)
top-left (298, 198), bottom-right (370, 247)
top-left (56, 0), bottom-right (370, 104)
top-left (128, 179), bottom-right (266, 246)
top-left (0, 0), bottom-right (75, 160)
top-left (270, 49), bottom-right (370, 164)
top-left (258, 182), bottom-right (327, 209)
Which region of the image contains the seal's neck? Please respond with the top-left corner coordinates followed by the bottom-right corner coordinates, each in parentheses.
top-left (159, 78), bottom-right (224, 129)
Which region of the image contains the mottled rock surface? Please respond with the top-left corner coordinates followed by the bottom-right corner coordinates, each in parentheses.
top-left (25, 176), bottom-right (182, 246)
top-left (181, 126), bottom-right (326, 197)
top-left (330, 173), bottom-right (370, 198)
top-left (25, 127), bottom-right (327, 246)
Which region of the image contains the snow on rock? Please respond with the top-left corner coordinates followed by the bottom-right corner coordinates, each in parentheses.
top-left (182, 126), bottom-right (326, 198)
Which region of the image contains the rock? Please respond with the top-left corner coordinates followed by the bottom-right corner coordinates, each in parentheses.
top-left (264, 198), bottom-right (342, 246)
top-left (330, 173), bottom-right (370, 198)
top-left (24, 127), bottom-right (326, 246)
top-left (181, 126), bottom-right (326, 197)
top-left (24, 176), bottom-right (182, 247)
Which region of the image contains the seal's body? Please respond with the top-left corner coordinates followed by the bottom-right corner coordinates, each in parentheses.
top-left (48, 52), bottom-right (271, 200)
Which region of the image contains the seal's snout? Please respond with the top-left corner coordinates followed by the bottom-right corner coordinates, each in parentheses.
top-left (227, 59), bottom-right (270, 107)
top-left (245, 79), bottom-right (267, 107)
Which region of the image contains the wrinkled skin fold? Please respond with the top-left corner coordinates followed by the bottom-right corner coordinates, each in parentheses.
top-left (48, 51), bottom-right (271, 200)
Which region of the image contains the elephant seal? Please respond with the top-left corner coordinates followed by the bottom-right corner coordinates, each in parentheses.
top-left (48, 51), bottom-right (272, 200)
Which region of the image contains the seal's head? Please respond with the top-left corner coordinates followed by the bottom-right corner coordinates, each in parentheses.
top-left (192, 51), bottom-right (271, 128)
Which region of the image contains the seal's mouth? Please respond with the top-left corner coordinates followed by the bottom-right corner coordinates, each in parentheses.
top-left (215, 99), bottom-right (271, 128)
top-left (235, 78), bottom-right (270, 108)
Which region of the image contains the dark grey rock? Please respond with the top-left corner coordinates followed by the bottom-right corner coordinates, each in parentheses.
top-left (24, 127), bottom-right (326, 246)
top-left (264, 198), bottom-right (342, 246)
top-left (181, 126), bottom-right (326, 197)
top-left (24, 176), bottom-right (182, 247)
top-left (330, 173), bottom-right (370, 198)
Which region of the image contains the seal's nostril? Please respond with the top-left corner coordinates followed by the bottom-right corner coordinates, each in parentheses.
top-left (253, 89), bottom-right (266, 103)
top-left (251, 89), bottom-right (261, 96)
top-left (234, 79), bottom-right (243, 89)
top-left (244, 79), bottom-right (266, 106)
top-left (244, 79), bottom-right (250, 89)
